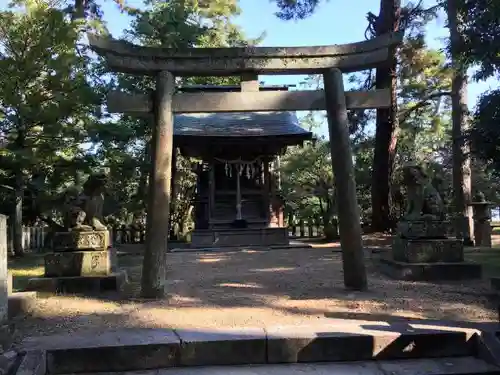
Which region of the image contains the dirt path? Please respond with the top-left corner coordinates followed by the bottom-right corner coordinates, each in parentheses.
top-left (13, 244), bottom-right (497, 340)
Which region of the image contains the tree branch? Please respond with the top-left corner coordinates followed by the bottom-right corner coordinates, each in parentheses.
top-left (398, 91), bottom-right (451, 123)
top-left (0, 184), bottom-right (14, 191)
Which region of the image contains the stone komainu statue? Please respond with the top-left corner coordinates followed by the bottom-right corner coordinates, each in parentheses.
top-left (402, 163), bottom-right (445, 221)
top-left (64, 173), bottom-right (108, 231)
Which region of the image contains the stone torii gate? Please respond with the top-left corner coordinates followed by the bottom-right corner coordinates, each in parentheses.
top-left (89, 32), bottom-right (402, 297)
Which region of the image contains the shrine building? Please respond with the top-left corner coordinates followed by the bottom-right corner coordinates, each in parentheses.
top-left (172, 84), bottom-right (313, 247)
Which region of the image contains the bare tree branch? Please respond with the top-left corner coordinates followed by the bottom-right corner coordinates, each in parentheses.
top-left (398, 91), bottom-right (451, 123)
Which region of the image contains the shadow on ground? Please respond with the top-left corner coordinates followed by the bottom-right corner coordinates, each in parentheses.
top-left (7, 235), bottom-right (500, 338)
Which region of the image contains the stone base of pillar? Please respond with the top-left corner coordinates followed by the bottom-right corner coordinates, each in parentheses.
top-left (26, 270), bottom-right (127, 296)
top-left (474, 222), bottom-right (492, 247)
top-left (392, 237), bottom-right (464, 263)
top-left (27, 230), bottom-right (126, 296)
top-left (44, 249), bottom-right (117, 277)
top-left (382, 218), bottom-right (482, 281)
top-left (379, 258), bottom-right (482, 281)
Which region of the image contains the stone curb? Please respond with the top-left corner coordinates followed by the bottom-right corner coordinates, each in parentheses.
top-left (477, 331), bottom-right (500, 367)
top-left (378, 257), bottom-right (482, 281)
top-left (17, 325), bottom-right (485, 374)
top-left (15, 351), bottom-right (45, 375)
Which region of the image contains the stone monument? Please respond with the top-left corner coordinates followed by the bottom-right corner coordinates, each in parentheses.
top-left (469, 191), bottom-right (492, 248)
top-left (380, 163), bottom-right (481, 281)
top-left (27, 173), bottom-right (126, 294)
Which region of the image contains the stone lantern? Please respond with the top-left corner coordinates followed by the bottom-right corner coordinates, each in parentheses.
top-left (469, 191), bottom-right (493, 248)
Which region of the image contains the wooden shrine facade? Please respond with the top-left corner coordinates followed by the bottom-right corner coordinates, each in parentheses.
top-left (174, 84), bottom-right (313, 247)
top-left (89, 31), bottom-right (402, 293)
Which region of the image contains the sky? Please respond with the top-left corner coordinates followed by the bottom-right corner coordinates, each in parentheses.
top-left (97, 0), bottom-right (498, 136)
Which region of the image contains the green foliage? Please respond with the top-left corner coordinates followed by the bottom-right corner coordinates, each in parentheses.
top-left (0, 0), bottom-right (102, 220)
top-left (456, 0), bottom-right (500, 170)
top-left (457, 0), bottom-right (500, 81)
top-left (470, 90), bottom-right (500, 171)
top-left (3, 0), bottom-right (499, 246)
top-left (280, 41), bottom-right (458, 226)
top-left (96, 0), bottom-right (264, 233)
top-left (280, 140), bottom-right (335, 225)
top-left (170, 153), bottom-right (197, 239)
top-left (273, 0), bottom-right (322, 20)
top-left (396, 40), bottom-right (453, 165)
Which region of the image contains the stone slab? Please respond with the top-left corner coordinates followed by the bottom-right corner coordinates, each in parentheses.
top-left (142, 362), bottom-right (385, 375)
top-left (377, 356), bottom-right (500, 375)
top-left (0, 350), bottom-right (20, 375)
top-left (25, 270), bottom-right (127, 295)
top-left (397, 220), bottom-right (451, 239)
top-left (44, 249), bottom-right (117, 277)
top-left (53, 230), bottom-right (109, 251)
top-left (21, 329), bottom-right (181, 374)
top-left (8, 291), bottom-right (37, 318)
top-left (79, 357), bottom-right (500, 375)
top-left (379, 258), bottom-right (482, 281)
top-left (16, 323), bottom-right (488, 373)
top-left (392, 237), bottom-right (464, 263)
top-left (491, 277), bottom-right (500, 293)
top-left (16, 351), bottom-right (45, 375)
top-left (175, 327), bottom-right (267, 366)
top-left (191, 228), bottom-right (289, 248)
top-left (266, 324), bottom-right (473, 363)
top-left (477, 331), bottom-right (500, 367)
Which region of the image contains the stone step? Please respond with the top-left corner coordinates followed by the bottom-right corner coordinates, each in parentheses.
top-left (62, 357), bottom-right (500, 375)
top-left (170, 242), bottom-right (311, 253)
top-left (491, 277), bottom-right (500, 293)
top-left (18, 322), bottom-right (486, 374)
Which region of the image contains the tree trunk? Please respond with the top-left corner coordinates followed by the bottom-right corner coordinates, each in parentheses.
top-left (12, 129), bottom-right (25, 257)
top-left (446, 0), bottom-right (473, 244)
top-left (371, 0), bottom-right (401, 232)
top-left (12, 189), bottom-right (23, 257)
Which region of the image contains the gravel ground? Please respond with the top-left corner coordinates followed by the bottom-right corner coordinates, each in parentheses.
top-left (12, 244), bottom-right (497, 340)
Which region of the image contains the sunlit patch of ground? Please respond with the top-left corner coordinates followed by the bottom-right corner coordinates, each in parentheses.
top-left (9, 236), bottom-right (499, 340)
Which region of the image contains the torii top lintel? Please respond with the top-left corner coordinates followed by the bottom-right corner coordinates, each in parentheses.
top-left (87, 32), bottom-right (403, 76)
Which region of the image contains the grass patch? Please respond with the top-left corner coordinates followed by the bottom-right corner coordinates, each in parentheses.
top-left (465, 250), bottom-right (500, 278)
top-left (8, 253), bottom-right (45, 292)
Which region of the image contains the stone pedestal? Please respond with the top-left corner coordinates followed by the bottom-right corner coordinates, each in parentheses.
top-left (470, 202), bottom-right (492, 247)
top-left (27, 230), bottom-right (126, 295)
top-left (392, 237), bottom-right (464, 263)
top-left (53, 230), bottom-right (109, 251)
top-left (381, 219), bottom-right (481, 281)
top-left (396, 220), bottom-right (451, 240)
top-left (44, 249), bottom-right (117, 277)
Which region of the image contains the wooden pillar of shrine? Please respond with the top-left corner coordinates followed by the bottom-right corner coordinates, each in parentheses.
top-left (142, 71), bottom-right (175, 298)
top-left (235, 163), bottom-right (242, 220)
top-left (323, 68), bottom-right (367, 291)
top-left (263, 158), bottom-right (271, 224)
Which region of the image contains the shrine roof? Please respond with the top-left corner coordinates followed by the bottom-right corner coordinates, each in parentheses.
top-left (173, 112), bottom-right (312, 139)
